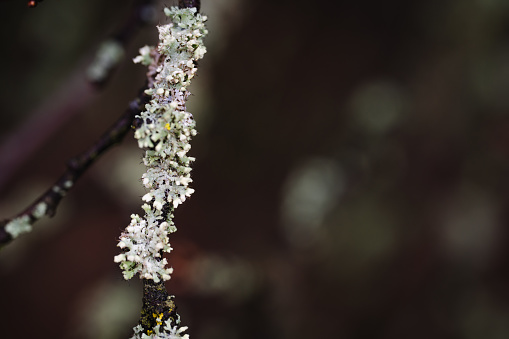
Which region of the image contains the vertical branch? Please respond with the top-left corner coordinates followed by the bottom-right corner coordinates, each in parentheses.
top-left (139, 281), bottom-right (179, 332)
top-left (115, 4), bottom-right (208, 338)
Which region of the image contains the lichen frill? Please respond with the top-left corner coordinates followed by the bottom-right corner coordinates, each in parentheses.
top-left (114, 7), bottom-right (207, 284)
top-left (132, 320), bottom-right (189, 339)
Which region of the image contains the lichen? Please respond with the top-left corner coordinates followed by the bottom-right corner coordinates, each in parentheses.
top-left (33, 202), bottom-right (47, 219)
top-left (87, 40), bottom-right (125, 82)
top-left (116, 7), bottom-right (207, 337)
top-left (5, 215), bottom-right (31, 239)
top-left (115, 6), bottom-right (207, 283)
top-left (4, 201), bottom-right (48, 239)
top-left (64, 180), bottom-right (73, 189)
top-left (131, 318), bottom-right (189, 339)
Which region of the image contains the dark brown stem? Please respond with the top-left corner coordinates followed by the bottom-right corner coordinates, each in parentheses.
top-left (138, 280), bottom-right (180, 334)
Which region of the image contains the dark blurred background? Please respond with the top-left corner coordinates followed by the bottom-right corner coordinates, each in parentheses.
top-left (2, 0), bottom-right (509, 338)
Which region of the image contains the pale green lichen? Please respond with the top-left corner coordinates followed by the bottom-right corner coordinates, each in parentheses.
top-left (131, 318), bottom-right (189, 339)
top-left (87, 40), bottom-right (125, 82)
top-left (52, 185), bottom-right (65, 195)
top-left (5, 215), bottom-right (31, 239)
top-left (115, 7), bottom-right (207, 284)
top-left (52, 181), bottom-right (72, 196)
top-left (64, 180), bottom-right (73, 189)
top-left (33, 202), bottom-right (47, 219)
top-left (5, 202), bottom-right (48, 239)
top-left (133, 45), bottom-right (154, 67)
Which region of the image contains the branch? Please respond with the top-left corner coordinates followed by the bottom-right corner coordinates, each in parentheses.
top-left (122, 4), bottom-right (207, 337)
top-left (0, 0), bottom-right (156, 191)
top-left (0, 89), bottom-right (150, 247)
top-left (87, 0), bottom-right (157, 87)
top-left (139, 281), bottom-right (179, 332)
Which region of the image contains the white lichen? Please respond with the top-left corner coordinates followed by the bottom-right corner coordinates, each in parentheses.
top-left (131, 318), bottom-right (189, 339)
top-left (64, 180), bottom-right (73, 189)
top-left (5, 215), bottom-right (32, 239)
top-left (52, 185), bottom-right (66, 196)
top-left (5, 202), bottom-right (48, 239)
top-left (33, 202), bottom-right (47, 219)
top-left (87, 40), bottom-right (125, 82)
top-left (115, 7), bottom-right (207, 284)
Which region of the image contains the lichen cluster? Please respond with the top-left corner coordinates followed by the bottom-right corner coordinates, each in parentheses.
top-left (114, 7), bottom-right (207, 337)
top-left (4, 201), bottom-right (48, 239)
top-left (114, 7), bottom-right (207, 285)
top-left (132, 320), bottom-right (189, 339)
top-left (3, 178), bottom-right (73, 241)
top-left (87, 40), bottom-right (124, 83)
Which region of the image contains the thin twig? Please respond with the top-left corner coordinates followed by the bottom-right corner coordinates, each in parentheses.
top-left (89, 0), bottom-right (157, 87)
top-left (0, 89), bottom-right (150, 246)
top-left (0, 0), bottom-right (156, 191)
